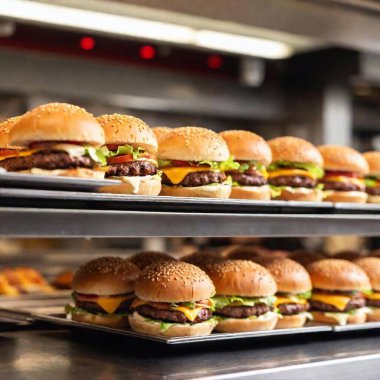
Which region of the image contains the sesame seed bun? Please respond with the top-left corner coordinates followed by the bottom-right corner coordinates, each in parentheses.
top-left (226, 246), bottom-right (262, 261)
top-left (0, 116), bottom-right (23, 149)
top-left (135, 261), bottom-right (215, 303)
top-left (158, 126), bottom-right (230, 162)
top-left (307, 259), bottom-right (371, 291)
top-left (333, 251), bottom-right (362, 261)
top-left (230, 185), bottom-right (271, 200)
top-left (363, 151), bottom-right (380, 176)
top-left (275, 313), bottom-right (309, 329)
top-left (273, 187), bottom-right (323, 202)
top-left (367, 307), bottom-right (380, 322)
top-left (318, 145), bottom-right (369, 175)
top-left (214, 312), bottom-right (278, 332)
top-left (160, 184), bottom-right (231, 199)
top-left (323, 190), bottom-right (368, 203)
top-left (311, 310), bottom-right (367, 325)
top-left (268, 136), bottom-right (323, 166)
top-left (72, 257), bottom-right (140, 295)
top-left (129, 251), bottom-right (176, 270)
top-left (368, 195), bottom-right (380, 204)
top-left (72, 312), bottom-right (129, 329)
top-left (354, 257), bottom-right (380, 291)
top-left (289, 250), bottom-right (325, 267)
top-left (152, 126), bottom-right (172, 144)
top-left (257, 258), bottom-right (312, 294)
top-left (203, 260), bottom-right (277, 297)
top-left (9, 103), bottom-right (105, 147)
top-left (181, 250), bottom-right (224, 268)
top-left (219, 130), bottom-right (272, 165)
top-left (97, 114), bottom-right (157, 155)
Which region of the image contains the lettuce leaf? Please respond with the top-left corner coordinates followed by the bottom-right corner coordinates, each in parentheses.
top-left (142, 316), bottom-right (218, 332)
top-left (199, 156), bottom-right (240, 171)
top-left (238, 161), bottom-right (266, 173)
top-left (212, 295), bottom-right (276, 309)
top-left (268, 161), bottom-right (324, 179)
top-left (104, 144), bottom-right (145, 160)
top-left (65, 304), bottom-right (128, 317)
top-left (278, 290), bottom-right (311, 299)
top-left (158, 159), bottom-right (172, 168)
top-left (84, 147), bottom-right (108, 166)
top-left (365, 178), bottom-right (378, 188)
top-left (269, 185), bottom-right (286, 198)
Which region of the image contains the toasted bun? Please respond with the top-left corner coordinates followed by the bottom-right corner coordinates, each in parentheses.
top-left (129, 251), bottom-right (175, 270)
top-left (323, 190), bottom-right (368, 203)
top-left (214, 312), bottom-right (278, 332)
top-left (203, 260), bottom-right (277, 297)
top-left (226, 246), bottom-right (262, 261)
top-left (333, 251), bottom-right (362, 261)
top-left (181, 250), bottom-right (224, 268)
top-left (275, 314), bottom-right (308, 329)
top-left (72, 257), bottom-right (140, 295)
top-left (153, 126), bottom-right (172, 144)
top-left (307, 259), bottom-right (371, 291)
top-left (158, 126), bottom-right (229, 162)
top-left (20, 167), bottom-right (105, 179)
top-left (268, 136), bottom-right (323, 166)
top-left (10, 103), bottom-right (104, 146)
top-left (0, 116), bottom-right (23, 149)
top-left (160, 184), bottom-right (231, 199)
top-left (97, 114), bottom-right (157, 155)
top-left (135, 261), bottom-right (215, 302)
top-left (274, 187), bottom-right (323, 202)
top-left (230, 185), bottom-right (271, 200)
top-left (99, 175), bottom-right (161, 195)
top-left (219, 130), bottom-right (272, 165)
top-left (289, 250), bottom-right (325, 267)
top-left (258, 258), bottom-right (312, 294)
top-left (363, 151), bottom-right (380, 176)
top-left (129, 312), bottom-right (216, 336)
top-left (368, 195), bottom-right (380, 204)
top-left (367, 308), bottom-right (380, 322)
top-left (72, 312), bottom-right (129, 328)
top-left (318, 145), bottom-right (369, 175)
top-left (354, 257), bottom-right (380, 291)
top-left (311, 310), bottom-right (367, 325)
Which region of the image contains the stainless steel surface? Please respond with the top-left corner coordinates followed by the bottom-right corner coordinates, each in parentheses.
top-left (333, 322), bottom-right (380, 332)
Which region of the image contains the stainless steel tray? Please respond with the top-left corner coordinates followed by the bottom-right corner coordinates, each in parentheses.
top-left (333, 322), bottom-right (380, 332)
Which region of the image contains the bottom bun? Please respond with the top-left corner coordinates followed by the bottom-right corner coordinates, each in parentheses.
top-left (20, 167), bottom-right (105, 179)
top-left (275, 313), bottom-right (307, 329)
top-left (72, 312), bottom-right (129, 328)
top-left (367, 308), bottom-right (380, 322)
top-left (230, 185), bottom-right (271, 200)
top-left (274, 187), bottom-right (323, 202)
top-left (160, 184), bottom-right (231, 199)
top-left (368, 195), bottom-right (380, 204)
top-left (99, 175), bottom-right (161, 195)
top-left (311, 310), bottom-right (367, 325)
top-left (128, 312), bottom-right (217, 337)
top-left (214, 312), bottom-right (278, 333)
top-left (323, 191), bottom-right (368, 203)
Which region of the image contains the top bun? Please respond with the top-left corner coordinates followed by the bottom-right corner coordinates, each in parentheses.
top-left (307, 259), bottom-right (370, 291)
top-left (9, 103), bottom-right (105, 147)
top-left (158, 126), bottom-right (230, 162)
top-left (355, 257), bottom-right (380, 291)
top-left (72, 257), bottom-right (140, 295)
top-left (318, 145), bottom-right (369, 175)
top-left (257, 258), bottom-right (312, 294)
top-left (219, 130), bottom-right (272, 165)
top-left (97, 114), bottom-right (157, 155)
top-left (363, 152), bottom-right (380, 176)
top-left (153, 126), bottom-right (172, 144)
top-left (0, 116), bottom-right (22, 148)
top-left (135, 261), bottom-right (215, 302)
top-left (203, 260), bottom-right (277, 297)
top-left (181, 250), bottom-right (224, 268)
top-left (268, 136), bottom-right (323, 165)
top-left (129, 251), bottom-right (175, 270)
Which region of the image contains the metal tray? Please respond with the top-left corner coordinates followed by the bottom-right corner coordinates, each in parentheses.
top-left (333, 322), bottom-right (380, 332)
top-left (0, 172), bottom-right (121, 192)
top-left (333, 202), bottom-right (380, 214)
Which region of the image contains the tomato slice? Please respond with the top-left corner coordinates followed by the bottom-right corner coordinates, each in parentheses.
top-left (106, 144), bottom-right (120, 150)
top-left (0, 149), bottom-right (18, 157)
top-left (107, 154), bottom-right (133, 164)
top-left (325, 170), bottom-right (358, 178)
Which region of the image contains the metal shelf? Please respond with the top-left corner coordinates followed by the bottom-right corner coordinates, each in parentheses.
top-left (1, 207), bottom-right (380, 237)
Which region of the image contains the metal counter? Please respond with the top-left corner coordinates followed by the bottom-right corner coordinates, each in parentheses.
top-left (0, 329), bottom-right (380, 379)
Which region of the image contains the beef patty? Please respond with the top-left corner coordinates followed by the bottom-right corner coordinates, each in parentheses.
top-left (0, 151), bottom-right (92, 172)
top-left (215, 303), bottom-right (270, 318)
top-left (269, 175), bottom-right (316, 188)
top-left (277, 302), bottom-right (309, 316)
top-left (366, 299), bottom-right (380, 308)
top-left (136, 304), bottom-right (212, 323)
top-left (321, 180), bottom-right (364, 192)
top-left (226, 170), bottom-right (267, 186)
top-left (309, 297), bottom-right (365, 313)
top-left (367, 186), bottom-right (380, 196)
top-left (106, 161), bottom-right (158, 177)
top-left (162, 170), bottom-right (226, 187)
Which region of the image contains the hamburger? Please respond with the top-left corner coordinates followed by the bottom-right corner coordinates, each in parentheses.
top-left (97, 114), bottom-right (161, 195)
top-left (363, 151), bottom-right (380, 203)
top-left (152, 126), bottom-right (172, 144)
top-left (258, 258), bottom-right (312, 329)
top-left (219, 130), bottom-right (272, 200)
top-left (158, 126), bottom-right (236, 198)
top-left (289, 250), bottom-right (325, 267)
top-left (307, 259), bottom-right (371, 325)
top-left (181, 249), bottom-right (224, 267)
top-left (0, 116), bottom-right (23, 157)
top-left (318, 145), bottom-right (369, 203)
top-left (355, 257), bottom-right (380, 321)
top-left (129, 251), bottom-right (175, 270)
top-left (66, 257), bottom-right (140, 328)
top-left (267, 136), bottom-right (324, 201)
top-left (4, 103), bottom-right (106, 178)
top-left (204, 260), bottom-right (278, 332)
top-left (129, 261), bottom-right (217, 337)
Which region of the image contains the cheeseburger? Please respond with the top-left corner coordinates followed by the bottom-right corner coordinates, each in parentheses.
top-left (307, 259), bottom-right (371, 325)
top-left (355, 257), bottom-right (380, 322)
top-left (182, 249), bottom-right (224, 267)
top-left (4, 103), bottom-right (105, 178)
top-left (219, 130), bottom-right (272, 200)
top-left (204, 260), bottom-right (278, 332)
top-left (267, 136), bottom-right (324, 201)
top-left (158, 127), bottom-right (236, 198)
top-left (129, 261), bottom-right (217, 337)
top-left (129, 251), bottom-right (175, 270)
top-left (258, 258), bottom-right (312, 329)
top-left (97, 114), bottom-right (161, 195)
top-left (0, 116), bottom-right (22, 158)
top-left (363, 151), bottom-right (380, 203)
top-left (318, 145), bottom-right (369, 203)
top-left (67, 257), bottom-right (140, 328)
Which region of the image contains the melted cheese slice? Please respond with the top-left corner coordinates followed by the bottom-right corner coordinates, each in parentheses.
top-left (274, 296), bottom-right (308, 307)
top-left (131, 298), bottom-right (149, 308)
top-left (0, 149), bottom-right (38, 161)
top-left (268, 169), bottom-right (316, 180)
top-left (171, 306), bottom-right (203, 321)
top-left (95, 295), bottom-right (131, 314)
top-left (366, 292), bottom-right (380, 300)
top-left (310, 294), bottom-right (351, 311)
top-left (324, 176), bottom-right (364, 187)
top-left (162, 167), bottom-right (218, 185)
